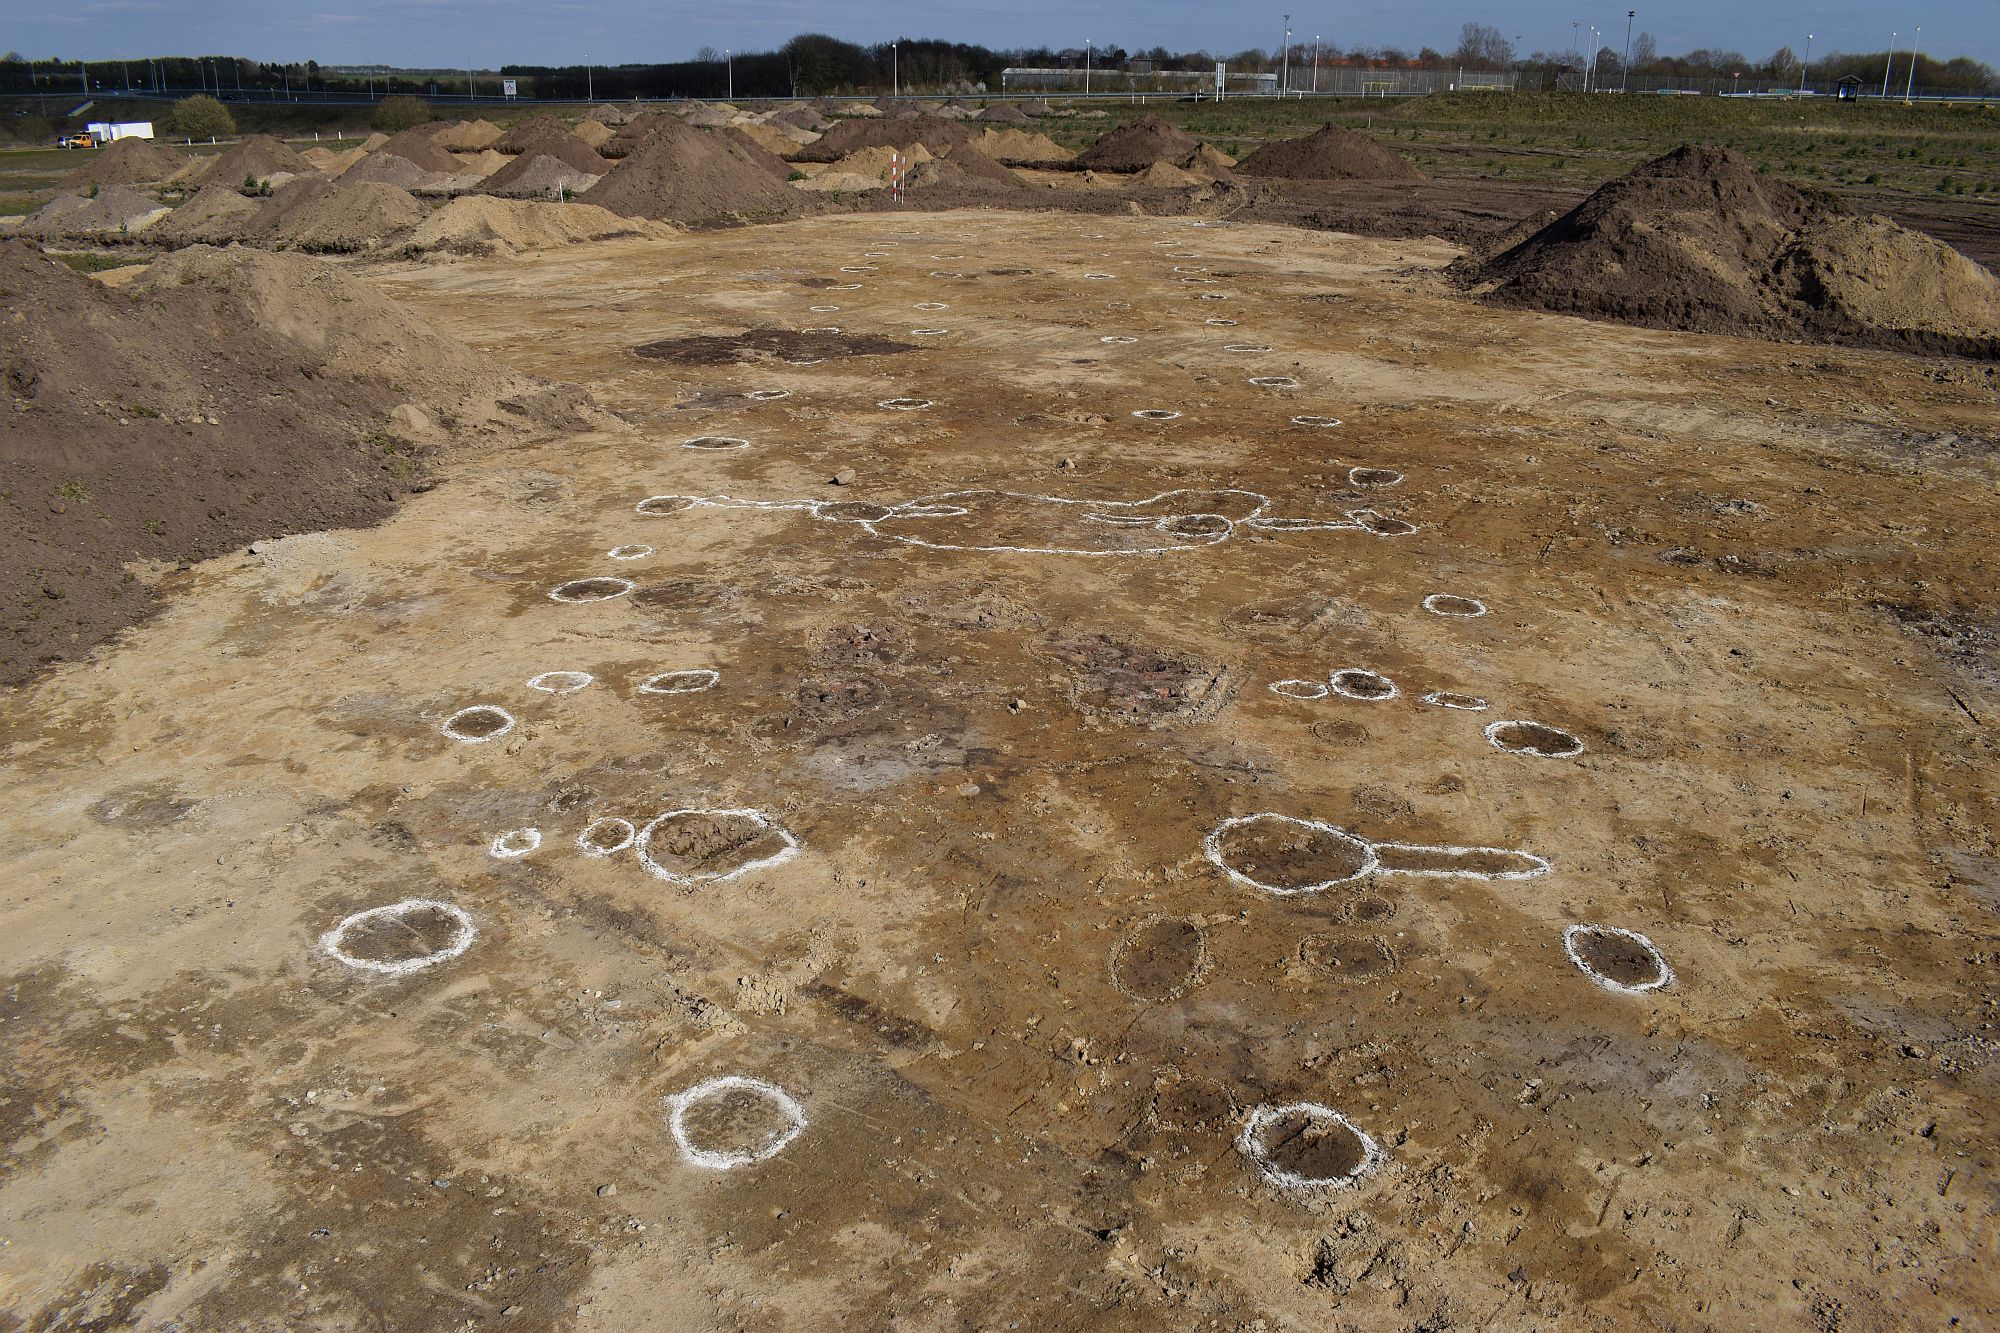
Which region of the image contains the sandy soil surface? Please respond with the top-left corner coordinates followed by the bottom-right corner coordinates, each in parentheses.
top-left (3, 210), bottom-right (1996, 1331)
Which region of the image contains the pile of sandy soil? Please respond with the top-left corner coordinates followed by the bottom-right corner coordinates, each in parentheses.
top-left (1236, 122), bottom-right (1422, 180)
top-left (975, 103), bottom-right (1030, 124)
top-left (771, 107), bottom-right (830, 132)
top-left (404, 195), bottom-right (660, 256)
top-left (1181, 143), bottom-right (1239, 178)
top-left (1075, 114), bottom-right (1200, 172)
top-left (792, 144), bottom-right (933, 192)
top-left (339, 153), bottom-right (455, 190)
top-left (1454, 143), bottom-right (2000, 355)
top-left (148, 182), bottom-right (265, 244)
top-left (57, 137), bottom-right (187, 188)
top-left (11, 186), bottom-right (171, 239)
top-left (679, 103), bottom-right (735, 129)
top-left (452, 148), bottom-right (510, 176)
top-left (435, 118), bottom-right (504, 151)
top-left (302, 145), bottom-right (369, 175)
top-left (482, 153), bottom-right (604, 198)
top-left (589, 103), bottom-right (634, 125)
top-left (180, 135), bottom-right (315, 186)
top-left (1130, 161), bottom-right (1202, 190)
top-left (971, 129), bottom-right (1074, 165)
top-left (792, 169), bottom-right (887, 194)
top-left (241, 177), bottom-right (431, 252)
top-left (360, 131), bottom-right (390, 151)
top-left (0, 240), bottom-right (600, 683)
top-left (571, 119), bottom-right (614, 148)
top-left (735, 119), bottom-right (817, 152)
top-left (795, 114), bottom-right (976, 163)
top-left (586, 116), bottom-right (800, 224)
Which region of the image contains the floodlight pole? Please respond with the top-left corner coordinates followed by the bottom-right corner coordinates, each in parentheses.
top-left (1085, 40), bottom-right (1091, 95)
top-left (1882, 35), bottom-right (1895, 97)
top-left (892, 42), bottom-right (898, 98)
top-left (1621, 11), bottom-right (1633, 93)
top-left (586, 59), bottom-right (593, 101)
top-left (1799, 33), bottom-right (1812, 96)
top-left (1313, 35), bottom-right (1320, 94)
top-left (725, 49), bottom-right (732, 100)
top-left (1281, 15), bottom-right (1291, 96)
top-left (1904, 27), bottom-right (1918, 100)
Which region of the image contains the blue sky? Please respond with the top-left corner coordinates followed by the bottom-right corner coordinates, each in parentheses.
top-left (13, 0), bottom-right (1996, 70)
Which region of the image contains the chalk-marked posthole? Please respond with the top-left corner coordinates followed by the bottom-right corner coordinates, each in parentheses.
top-left (321, 899), bottom-right (477, 976)
top-left (638, 669), bottom-right (720, 695)
top-left (528, 671), bottom-right (594, 695)
top-left (1204, 813), bottom-right (1550, 896)
top-left (664, 1075), bottom-right (808, 1170)
top-left (1564, 924), bottom-right (1674, 994)
top-left (490, 827), bottom-right (542, 859)
top-left (1485, 719), bottom-right (1586, 759)
top-left (636, 808), bottom-right (800, 884)
top-left (441, 705), bottom-right (515, 744)
top-left (1239, 1103), bottom-right (1385, 1194)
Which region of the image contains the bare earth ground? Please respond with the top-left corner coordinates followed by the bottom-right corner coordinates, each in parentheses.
top-left (3, 210), bottom-right (1998, 1330)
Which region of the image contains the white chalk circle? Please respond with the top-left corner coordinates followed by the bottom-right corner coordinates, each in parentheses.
top-left (608, 544), bottom-right (655, 561)
top-left (1248, 376), bottom-right (1300, 389)
top-left (1423, 593), bottom-right (1487, 618)
top-left (1421, 691), bottom-right (1489, 711)
top-left (1132, 409), bottom-right (1182, 421)
top-left (321, 899), bottom-right (476, 977)
top-left (911, 328), bottom-right (951, 337)
top-left (639, 668), bottom-right (720, 695)
top-left (1291, 415), bottom-right (1344, 428)
top-left (1204, 318), bottom-right (1238, 326)
top-left (577, 816), bottom-right (636, 858)
top-left (527, 670), bottom-right (594, 694)
top-left (808, 304), bottom-right (841, 312)
top-left (684, 435), bottom-right (750, 451)
top-left (1348, 466), bottom-right (1403, 488)
top-left (1563, 924), bottom-right (1675, 995)
top-left (800, 327), bottom-right (840, 335)
top-left (635, 494), bottom-right (700, 516)
top-left (1485, 719), bottom-right (1586, 759)
top-left (878, 398), bottom-right (933, 411)
top-left (1083, 273), bottom-right (1116, 280)
top-left (1172, 265), bottom-right (1207, 273)
top-left (636, 808), bottom-right (800, 884)
top-left (1270, 678), bottom-right (1331, 700)
top-left (664, 1075), bottom-right (808, 1170)
top-left (441, 705), bottom-right (515, 744)
top-left (1100, 335), bottom-right (1139, 345)
top-left (914, 301), bottom-right (948, 310)
top-left (1178, 276), bottom-right (1217, 285)
top-left (549, 576), bottom-right (636, 604)
top-left (746, 389), bottom-right (792, 401)
top-left (490, 827), bottom-right (541, 858)
top-left (838, 266), bottom-right (874, 273)
top-left (1224, 344), bottom-right (1273, 353)
top-left (1328, 669), bottom-right (1399, 701)
top-left (829, 283), bottom-right (862, 290)
top-left (1204, 813), bottom-right (1549, 895)
top-left (1195, 293), bottom-right (1229, 301)
top-left (1239, 1103), bottom-right (1385, 1194)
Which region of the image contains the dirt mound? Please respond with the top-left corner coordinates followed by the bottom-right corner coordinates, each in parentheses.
top-left (185, 134), bottom-right (314, 186)
top-left (600, 113), bottom-right (676, 159)
top-left (772, 107), bottom-right (830, 132)
top-left (589, 103), bottom-right (633, 125)
top-left (371, 126), bottom-right (466, 174)
top-left (243, 176), bottom-right (430, 252)
top-left (149, 182), bottom-right (264, 244)
top-left (1181, 143), bottom-right (1239, 176)
top-left (1236, 122), bottom-right (1422, 181)
top-left (482, 152), bottom-right (604, 198)
top-left (452, 148), bottom-right (511, 177)
top-left (302, 145), bottom-right (369, 175)
top-left (14, 186), bottom-right (170, 239)
top-left (824, 144), bottom-right (930, 184)
top-left (1019, 98), bottom-right (1056, 116)
top-left (1075, 114), bottom-right (1199, 172)
top-left (58, 136), bottom-right (186, 188)
top-left (718, 126), bottom-right (800, 177)
top-left (571, 119), bottom-right (614, 148)
top-left (586, 117), bottom-right (799, 224)
top-left (0, 241), bottom-right (598, 683)
top-left (436, 118), bottom-right (504, 151)
top-left (679, 103), bottom-right (734, 129)
top-left (1454, 143), bottom-right (2000, 355)
top-left (1131, 161), bottom-right (1201, 190)
top-left (339, 152), bottom-right (456, 190)
top-left (795, 115), bottom-right (976, 163)
top-left (493, 117), bottom-right (580, 155)
top-left (360, 131), bottom-right (389, 152)
top-left (734, 120), bottom-right (814, 154)
top-left (905, 156), bottom-right (1018, 194)
top-left (406, 196), bottom-right (658, 256)
top-left (975, 103), bottom-right (1030, 124)
top-left (489, 131), bottom-right (604, 179)
top-left (972, 129), bottom-right (1073, 165)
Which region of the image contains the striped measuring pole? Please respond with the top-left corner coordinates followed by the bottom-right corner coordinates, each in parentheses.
top-left (890, 150), bottom-right (903, 204)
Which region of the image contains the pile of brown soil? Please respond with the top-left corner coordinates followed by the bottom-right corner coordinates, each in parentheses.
top-left (599, 113), bottom-right (675, 159)
top-left (587, 118), bottom-right (800, 224)
top-left (183, 134), bottom-right (314, 186)
top-left (1454, 143), bottom-right (2000, 356)
top-left (370, 126), bottom-right (466, 174)
top-left (678, 103), bottom-right (733, 128)
top-left (1235, 122), bottom-right (1423, 180)
top-left (771, 107), bottom-right (830, 132)
top-left (1074, 114), bottom-right (1199, 172)
top-left (795, 115), bottom-right (977, 163)
top-left (492, 117), bottom-right (578, 155)
top-left (339, 152), bottom-right (456, 190)
top-left (482, 153), bottom-right (604, 198)
top-left (486, 131), bottom-right (605, 180)
top-left (0, 241), bottom-right (598, 684)
top-left (975, 104), bottom-right (1030, 124)
top-left (452, 148), bottom-right (510, 177)
top-left (148, 183), bottom-right (264, 244)
top-left (905, 157), bottom-right (1016, 194)
top-left (57, 137), bottom-right (186, 188)
top-left (405, 196), bottom-right (659, 256)
top-left (1019, 99), bottom-right (1056, 116)
top-left (435, 118), bottom-right (504, 151)
top-left (243, 177), bottom-right (430, 252)
top-left (971, 129), bottom-right (1074, 166)
top-left (1179, 144), bottom-right (1239, 182)
top-left (589, 103), bottom-right (634, 125)
top-left (13, 186), bottom-right (171, 239)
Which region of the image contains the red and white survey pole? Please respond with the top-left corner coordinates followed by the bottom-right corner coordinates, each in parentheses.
top-left (890, 151), bottom-right (904, 204)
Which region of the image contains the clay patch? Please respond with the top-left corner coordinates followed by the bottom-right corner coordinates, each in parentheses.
top-left (1110, 916), bottom-right (1211, 1001)
top-left (1046, 633), bottom-right (1232, 725)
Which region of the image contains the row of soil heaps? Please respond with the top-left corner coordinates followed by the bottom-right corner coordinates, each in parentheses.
top-left (0, 240), bottom-right (598, 685)
top-left (1450, 143), bottom-right (2000, 358)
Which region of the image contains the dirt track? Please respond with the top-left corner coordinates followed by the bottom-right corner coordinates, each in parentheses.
top-left (3, 210), bottom-right (1997, 1330)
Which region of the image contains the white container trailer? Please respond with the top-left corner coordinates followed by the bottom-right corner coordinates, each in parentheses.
top-left (86, 121), bottom-right (155, 143)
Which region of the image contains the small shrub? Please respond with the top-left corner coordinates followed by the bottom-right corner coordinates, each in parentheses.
top-left (56, 479), bottom-right (90, 503)
top-left (166, 94), bottom-right (233, 141)
top-left (373, 95), bottom-right (432, 132)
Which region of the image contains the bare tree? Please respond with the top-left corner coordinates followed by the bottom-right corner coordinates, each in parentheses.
top-left (1454, 23), bottom-right (1514, 69)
